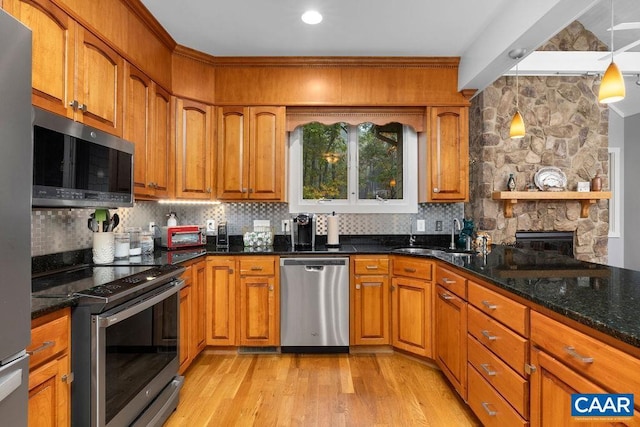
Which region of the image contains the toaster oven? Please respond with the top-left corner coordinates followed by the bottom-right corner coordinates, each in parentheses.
top-left (160, 225), bottom-right (206, 250)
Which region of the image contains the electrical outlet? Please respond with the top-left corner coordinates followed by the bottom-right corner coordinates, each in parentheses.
top-left (149, 221), bottom-right (155, 232)
top-left (435, 220), bottom-right (443, 231)
top-left (416, 219), bottom-right (426, 232)
top-left (206, 219), bottom-right (215, 232)
top-left (281, 219), bottom-right (290, 233)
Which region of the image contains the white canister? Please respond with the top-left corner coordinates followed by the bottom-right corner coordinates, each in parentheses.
top-left (93, 232), bottom-right (115, 264)
top-left (114, 233), bottom-right (130, 259)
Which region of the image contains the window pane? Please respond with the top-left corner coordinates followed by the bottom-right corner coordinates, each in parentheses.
top-left (357, 122), bottom-right (403, 200)
top-left (301, 122), bottom-right (348, 200)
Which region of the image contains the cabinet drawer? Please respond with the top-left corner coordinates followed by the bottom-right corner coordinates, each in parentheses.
top-left (531, 310), bottom-right (640, 401)
top-left (468, 306), bottom-right (528, 376)
top-left (468, 281), bottom-right (528, 337)
top-left (468, 334), bottom-right (528, 418)
top-left (468, 365), bottom-right (528, 427)
top-left (353, 256), bottom-right (389, 275)
top-left (29, 309), bottom-right (70, 370)
top-left (238, 257), bottom-right (276, 276)
top-left (392, 257), bottom-right (432, 280)
top-left (435, 265), bottom-right (467, 299)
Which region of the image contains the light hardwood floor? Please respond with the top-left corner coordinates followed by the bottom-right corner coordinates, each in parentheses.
top-left (165, 351), bottom-right (480, 426)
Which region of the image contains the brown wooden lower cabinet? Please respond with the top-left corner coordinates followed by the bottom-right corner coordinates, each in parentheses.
top-left (206, 257), bottom-right (237, 346)
top-left (350, 255), bottom-right (390, 345)
top-left (434, 283), bottom-right (467, 399)
top-left (28, 308), bottom-right (72, 427)
top-left (238, 274), bottom-right (279, 346)
top-left (391, 276), bottom-right (432, 357)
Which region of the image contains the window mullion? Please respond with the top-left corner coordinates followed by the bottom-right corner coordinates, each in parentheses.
top-left (349, 125), bottom-right (358, 204)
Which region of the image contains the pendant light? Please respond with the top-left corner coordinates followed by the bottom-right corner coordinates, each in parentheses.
top-left (599, 0), bottom-right (626, 103)
top-left (509, 49), bottom-right (526, 139)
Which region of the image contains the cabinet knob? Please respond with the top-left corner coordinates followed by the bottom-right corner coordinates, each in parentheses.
top-left (242, 188), bottom-right (248, 193)
top-left (206, 187), bottom-right (212, 193)
top-left (433, 187), bottom-right (440, 193)
top-left (269, 285), bottom-right (274, 291)
top-left (355, 284), bottom-right (361, 290)
top-left (62, 372), bottom-right (74, 384)
top-left (249, 188), bottom-right (254, 193)
top-left (79, 103), bottom-right (88, 112)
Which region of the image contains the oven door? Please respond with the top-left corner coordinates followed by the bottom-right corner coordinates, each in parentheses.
top-left (92, 280), bottom-right (182, 427)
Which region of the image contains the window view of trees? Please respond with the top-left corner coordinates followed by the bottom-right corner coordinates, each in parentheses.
top-left (301, 122), bottom-right (404, 200)
top-left (301, 123), bottom-right (348, 199)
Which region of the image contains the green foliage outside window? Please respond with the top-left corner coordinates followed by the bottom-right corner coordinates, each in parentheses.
top-left (301, 121), bottom-right (403, 200)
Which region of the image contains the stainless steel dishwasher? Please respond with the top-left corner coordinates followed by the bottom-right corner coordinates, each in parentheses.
top-left (280, 257), bottom-right (349, 353)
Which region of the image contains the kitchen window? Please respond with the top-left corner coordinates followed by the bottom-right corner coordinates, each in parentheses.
top-left (288, 121), bottom-right (418, 213)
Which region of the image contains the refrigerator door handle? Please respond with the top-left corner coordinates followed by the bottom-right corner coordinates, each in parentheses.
top-left (0, 368), bottom-right (23, 403)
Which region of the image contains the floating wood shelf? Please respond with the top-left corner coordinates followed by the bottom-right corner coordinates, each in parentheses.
top-left (491, 191), bottom-right (612, 218)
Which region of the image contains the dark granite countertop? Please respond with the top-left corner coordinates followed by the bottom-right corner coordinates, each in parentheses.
top-left (31, 235), bottom-right (640, 350)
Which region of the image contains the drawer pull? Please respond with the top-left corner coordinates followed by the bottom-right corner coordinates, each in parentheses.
top-left (27, 341), bottom-right (54, 355)
top-left (365, 265), bottom-right (379, 270)
top-left (438, 292), bottom-right (453, 301)
top-left (250, 266), bottom-right (263, 271)
top-left (481, 330), bottom-right (497, 341)
top-left (480, 363), bottom-right (497, 376)
top-left (404, 268), bottom-right (417, 273)
top-left (62, 373), bottom-right (74, 384)
top-left (481, 402), bottom-right (497, 417)
top-left (481, 300), bottom-right (497, 310)
top-left (564, 346), bottom-right (594, 364)
top-left (442, 277), bottom-right (455, 284)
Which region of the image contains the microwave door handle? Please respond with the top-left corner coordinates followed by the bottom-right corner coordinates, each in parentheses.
top-left (97, 280), bottom-right (183, 328)
top-left (171, 231), bottom-right (199, 235)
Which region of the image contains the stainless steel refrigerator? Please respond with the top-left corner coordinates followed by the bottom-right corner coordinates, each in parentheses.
top-left (0, 9), bottom-right (32, 426)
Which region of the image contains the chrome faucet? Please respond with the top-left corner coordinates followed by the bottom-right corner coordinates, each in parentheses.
top-left (450, 218), bottom-right (461, 250)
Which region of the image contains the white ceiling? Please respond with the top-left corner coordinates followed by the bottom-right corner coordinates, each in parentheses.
top-left (141, 0), bottom-right (640, 117)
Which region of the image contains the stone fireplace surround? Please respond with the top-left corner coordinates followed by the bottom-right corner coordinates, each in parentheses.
top-left (466, 22), bottom-right (610, 264)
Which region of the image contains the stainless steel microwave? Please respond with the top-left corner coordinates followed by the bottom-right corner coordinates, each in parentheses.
top-left (32, 107), bottom-right (134, 208)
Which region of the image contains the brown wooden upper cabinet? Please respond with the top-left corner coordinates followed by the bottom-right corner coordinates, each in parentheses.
top-left (124, 63), bottom-right (173, 199)
top-left (421, 106), bottom-right (469, 202)
top-left (5, 0), bottom-right (124, 136)
top-left (217, 106), bottom-right (286, 201)
top-left (174, 98), bottom-right (215, 200)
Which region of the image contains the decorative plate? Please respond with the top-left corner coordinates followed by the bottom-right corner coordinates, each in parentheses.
top-left (534, 166), bottom-right (567, 191)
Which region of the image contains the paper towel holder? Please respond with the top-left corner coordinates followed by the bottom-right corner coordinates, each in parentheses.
top-left (326, 211), bottom-right (341, 249)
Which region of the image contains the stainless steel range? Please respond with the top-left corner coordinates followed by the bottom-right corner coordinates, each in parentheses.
top-left (35, 263), bottom-right (185, 427)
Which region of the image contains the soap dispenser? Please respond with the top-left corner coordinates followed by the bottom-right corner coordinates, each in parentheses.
top-left (167, 212), bottom-right (178, 227)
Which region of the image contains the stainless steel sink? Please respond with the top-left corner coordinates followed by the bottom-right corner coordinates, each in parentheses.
top-left (392, 247), bottom-right (445, 256)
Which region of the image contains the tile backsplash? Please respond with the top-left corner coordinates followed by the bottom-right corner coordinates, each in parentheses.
top-left (31, 201), bottom-right (464, 256)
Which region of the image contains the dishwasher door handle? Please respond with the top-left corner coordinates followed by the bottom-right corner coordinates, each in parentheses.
top-left (305, 266), bottom-right (325, 272)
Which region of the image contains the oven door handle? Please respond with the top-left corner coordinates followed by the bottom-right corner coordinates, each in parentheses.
top-left (96, 280), bottom-right (183, 328)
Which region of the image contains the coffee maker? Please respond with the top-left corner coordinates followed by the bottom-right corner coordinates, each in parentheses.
top-left (292, 213), bottom-right (316, 250)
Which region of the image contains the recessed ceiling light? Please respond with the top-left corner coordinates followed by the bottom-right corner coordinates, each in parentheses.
top-left (301, 10), bottom-right (322, 25)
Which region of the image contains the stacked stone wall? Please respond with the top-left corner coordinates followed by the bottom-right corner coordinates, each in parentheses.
top-left (466, 22), bottom-right (610, 263)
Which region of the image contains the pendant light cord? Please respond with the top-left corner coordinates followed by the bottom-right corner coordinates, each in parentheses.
top-left (515, 62), bottom-right (519, 110)
top-left (610, 0), bottom-right (615, 63)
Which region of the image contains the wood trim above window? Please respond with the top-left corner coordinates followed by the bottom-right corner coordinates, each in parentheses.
top-left (286, 107), bottom-right (426, 132)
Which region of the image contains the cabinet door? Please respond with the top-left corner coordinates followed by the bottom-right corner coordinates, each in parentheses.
top-left (4, 0), bottom-right (76, 119)
top-left (239, 275), bottom-right (279, 346)
top-left (391, 277), bottom-right (432, 357)
top-left (178, 284), bottom-right (191, 375)
top-left (435, 284), bottom-right (467, 399)
top-left (28, 355), bottom-right (70, 426)
top-left (351, 274), bottom-right (389, 345)
top-left (124, 63), bottom-right (153, 198)
top-left (217, 107), bottom-right (249, 200)
top-left (76, 27), bottom-right (124, 136)
top-left (192, 260), bottom-right (207, 354)
top-left (425, 106), bottom-right (469, 202)
top-left (206, 258), bottom-right (236, 346)
top-left (248, 106), bottom-right (286, 200)
top-left (530, 346), bottom-right (640, 426)
top-left (175, 98), bottom-right (213, 199)
top-left (149, 84), bottom-right (173, 198)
